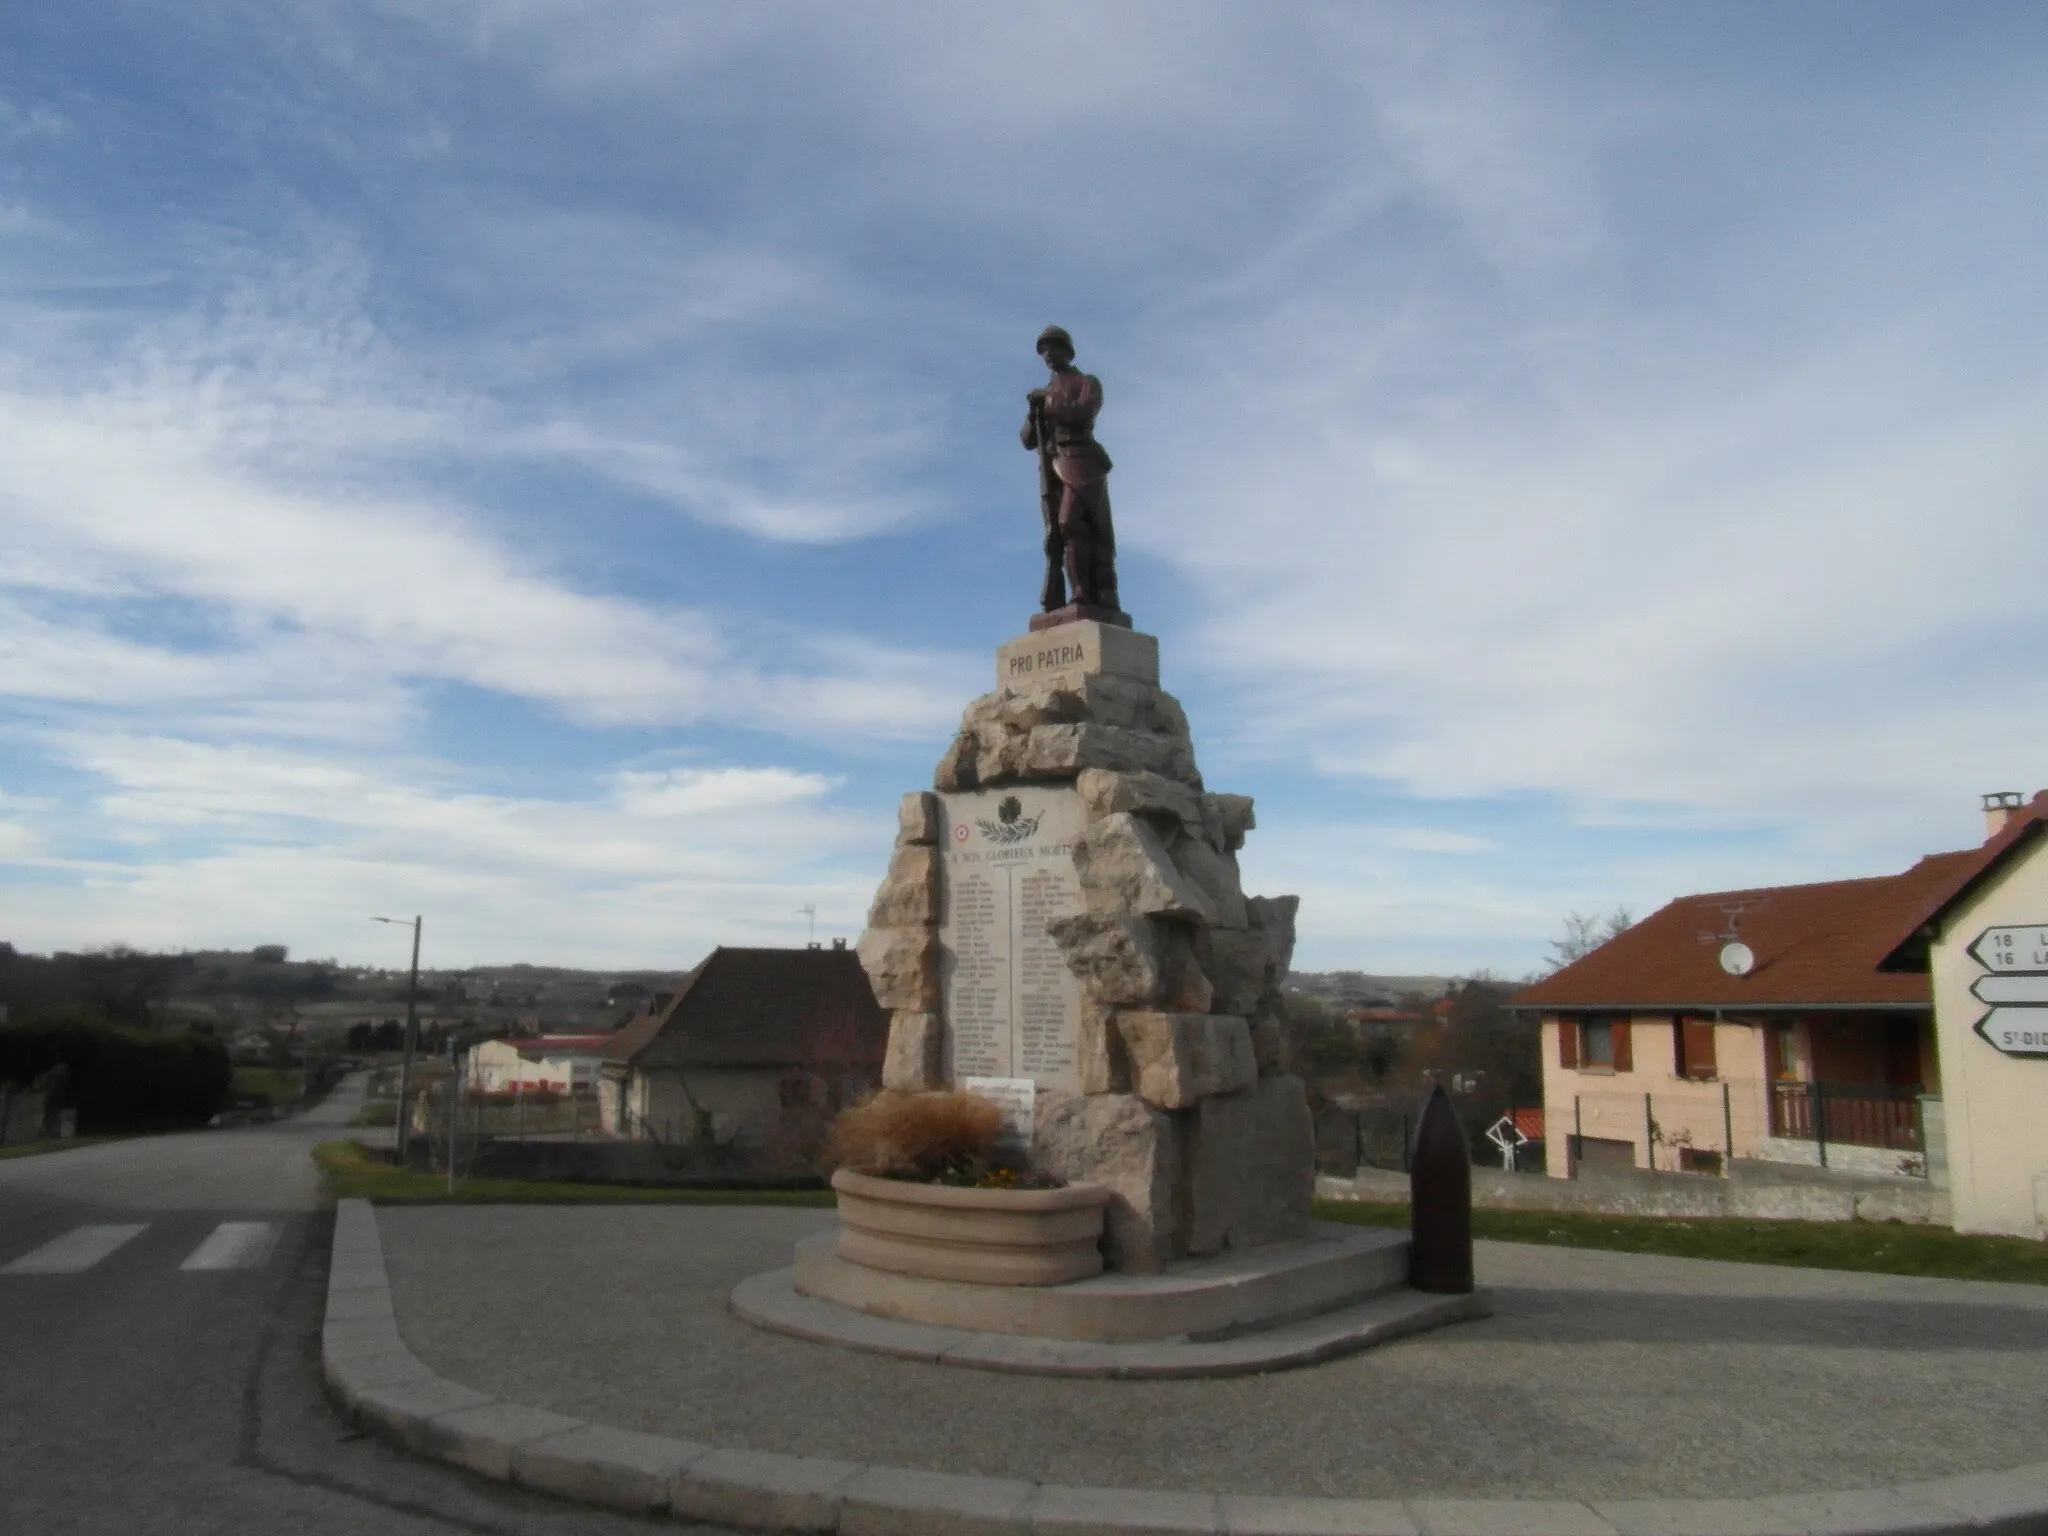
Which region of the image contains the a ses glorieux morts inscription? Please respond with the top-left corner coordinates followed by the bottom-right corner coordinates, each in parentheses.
top-left (938, 785), bottom-right (1087, 1093)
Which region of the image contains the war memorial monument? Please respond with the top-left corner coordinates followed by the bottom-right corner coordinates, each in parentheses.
top-left (735, 329), bottom-right (1485, 1370)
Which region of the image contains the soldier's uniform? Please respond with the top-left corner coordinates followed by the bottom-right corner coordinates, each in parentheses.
top-left (1022, 328), bottom-right (1120, 612)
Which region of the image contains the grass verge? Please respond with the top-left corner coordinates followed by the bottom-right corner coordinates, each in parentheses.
top-left (0, 1134), bottom-right (145, 1162)
top-left (1314, 1198), bottom-right (2048, 1287)
top-left (312, 1139), bottom-right (836, 1208)
top-left (232, 1066), bottom-right (306, 1105)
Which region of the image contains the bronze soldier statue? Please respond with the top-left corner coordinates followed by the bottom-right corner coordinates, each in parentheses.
top-left (1022, 326), bottom-right (1123, 622)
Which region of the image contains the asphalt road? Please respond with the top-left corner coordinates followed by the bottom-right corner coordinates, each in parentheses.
top-left (0, 1073), bottom-right (736, 1535)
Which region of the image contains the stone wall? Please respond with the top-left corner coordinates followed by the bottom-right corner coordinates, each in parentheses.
top-left (855, 623), bottom-right (1312, 1272)
top-left (1318, 1165), bottom-right (1952, 1226)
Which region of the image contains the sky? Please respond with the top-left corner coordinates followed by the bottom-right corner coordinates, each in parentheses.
top-left (3, 3), bottom-right (2047, 978)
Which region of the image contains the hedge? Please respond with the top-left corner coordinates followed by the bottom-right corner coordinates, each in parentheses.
top-left (0, 1017), bottom-right (234, 1132)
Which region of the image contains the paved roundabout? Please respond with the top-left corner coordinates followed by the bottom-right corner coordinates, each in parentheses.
top-left (324, 1200), bottom-right (2048, 1534)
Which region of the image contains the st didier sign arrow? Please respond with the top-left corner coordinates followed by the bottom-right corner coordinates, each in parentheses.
top-left (1966, 925), bottom-right (2048, 1058)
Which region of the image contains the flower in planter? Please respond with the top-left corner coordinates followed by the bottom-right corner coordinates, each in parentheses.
top-left (821, 1090), bottom-right (1064, 1188)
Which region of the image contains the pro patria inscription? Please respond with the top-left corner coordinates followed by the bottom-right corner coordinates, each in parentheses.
top-left (937, 786), bottom-right (1087, 1092)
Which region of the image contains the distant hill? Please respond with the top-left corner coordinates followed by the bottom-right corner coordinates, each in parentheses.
top-left (1285, 971), bottom-right (1454, 1006)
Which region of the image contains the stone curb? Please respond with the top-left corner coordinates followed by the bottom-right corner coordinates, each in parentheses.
top-left (320, 1200), bottom-right (2048, 1536)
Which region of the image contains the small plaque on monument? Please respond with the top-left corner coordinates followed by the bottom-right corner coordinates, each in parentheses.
top-left (938, 785), bottom-right (1087, 1092)
top-left (961, 1075), bottom-right (1036, 1158)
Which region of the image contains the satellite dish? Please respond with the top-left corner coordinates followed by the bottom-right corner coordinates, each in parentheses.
top-left (1719, 941), bottom-right (1755, 977)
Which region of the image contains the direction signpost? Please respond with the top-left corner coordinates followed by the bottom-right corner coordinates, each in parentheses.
top-left (1484, 1114), bottom-right (1530, 1172)
top-left (1966, 925), bottom-right (2048, 973)
top-left (1967, 922), bottom-right (2048, 1058)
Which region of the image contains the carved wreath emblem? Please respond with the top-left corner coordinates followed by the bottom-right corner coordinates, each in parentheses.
top-left (975, 794), bottom-right (1041, 846)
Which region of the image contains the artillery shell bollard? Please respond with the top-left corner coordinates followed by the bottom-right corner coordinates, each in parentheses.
top-left (1409, 1084), bottom-right (1474, 1293)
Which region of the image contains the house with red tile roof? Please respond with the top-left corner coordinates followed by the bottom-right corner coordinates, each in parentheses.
top-left (596, 943), bottom-right (886, 1170)
top-left (1517, 793), bottom-right (2048, 1225)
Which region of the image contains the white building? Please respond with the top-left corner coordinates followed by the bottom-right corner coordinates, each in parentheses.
top-left (467, 1034), bottom-right (611, 1096)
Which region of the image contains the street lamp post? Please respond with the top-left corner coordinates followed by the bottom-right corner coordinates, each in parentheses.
top-left (372, 914), bottom-right (423, 1164)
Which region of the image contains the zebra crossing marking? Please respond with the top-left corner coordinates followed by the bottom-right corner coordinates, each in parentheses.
top-left (1, 1223), bottom-right (148, 1275)
top-left (178, 1221), bottom-right (281, 1271)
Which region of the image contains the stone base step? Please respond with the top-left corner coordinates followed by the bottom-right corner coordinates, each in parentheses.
top-left (731, 1265), bottom-right (1491, 1378)
top-left (791, 1220), bottom-right (1410, 1342)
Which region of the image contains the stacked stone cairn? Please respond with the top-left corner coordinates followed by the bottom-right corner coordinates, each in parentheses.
top-left (856, 636), bottom-right (1313, 1274)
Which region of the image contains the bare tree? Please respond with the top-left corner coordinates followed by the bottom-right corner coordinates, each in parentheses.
top-left (1544, 906), bottom-right (1635, 973)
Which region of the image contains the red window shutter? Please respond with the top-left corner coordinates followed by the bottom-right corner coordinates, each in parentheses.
top-left (1683, 1017), bottom-right (1717, 1078)
top-left (1612, 1020), bottom-right (1633, 1072)
top-left (1558, 1019), bottom-right (1579, 1069)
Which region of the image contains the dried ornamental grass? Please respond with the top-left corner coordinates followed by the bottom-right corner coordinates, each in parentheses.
top-left (821, 1090), bottom-right (1006, 1182)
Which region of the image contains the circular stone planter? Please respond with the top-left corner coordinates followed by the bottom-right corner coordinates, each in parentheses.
top-left (831, 1167), bottom-right (1112, 1286)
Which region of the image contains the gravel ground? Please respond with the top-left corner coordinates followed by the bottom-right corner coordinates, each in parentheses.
top-left (377, 1204), bottom-right (2048, 1501)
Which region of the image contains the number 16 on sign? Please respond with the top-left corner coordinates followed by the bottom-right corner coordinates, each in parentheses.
top-left (1967, 925), bottom-right (2048, 973)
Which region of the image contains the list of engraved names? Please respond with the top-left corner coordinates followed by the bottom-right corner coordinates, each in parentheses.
top-left (937, 787), bottom-right (1087, 1092)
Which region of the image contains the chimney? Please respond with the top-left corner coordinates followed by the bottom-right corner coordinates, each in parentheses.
top-left (1982, 791), bottom-right (2027, 839)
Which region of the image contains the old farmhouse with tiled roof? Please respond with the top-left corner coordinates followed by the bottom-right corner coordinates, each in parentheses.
top-left (595, 943), bottom-right (887, 1171)
top-left (1517, 792), bottom-right (2048, 1232)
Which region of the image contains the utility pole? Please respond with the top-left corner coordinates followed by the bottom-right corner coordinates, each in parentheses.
top-left (374, 914), bottom-right (423, 1165)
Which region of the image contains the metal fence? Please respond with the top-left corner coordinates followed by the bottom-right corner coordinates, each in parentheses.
top-left (1768, 1081), bottom-right (1922, 1155)
top-left (1314, 1099), bottom-right (1546, 1177)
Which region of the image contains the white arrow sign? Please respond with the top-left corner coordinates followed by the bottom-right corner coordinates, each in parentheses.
top-left (1967, 924), bottom-right (2048, 974)
top-left (1971, 973), bottom-right (2048, 1005)
top-left (1974, 1009), bottom-right (2048, 1058)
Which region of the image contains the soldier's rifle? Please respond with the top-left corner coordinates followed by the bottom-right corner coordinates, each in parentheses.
top-left (1032, 393), bottom-right (1066, 611)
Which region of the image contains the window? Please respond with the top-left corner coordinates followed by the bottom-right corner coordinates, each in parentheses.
top-left (1582, 1019), bottom-right (1614, 1067)
top-left (1674, 1016), bottom-right (1718, 1080)
top-left (1564, 1015), bottom-right (1632, 1072)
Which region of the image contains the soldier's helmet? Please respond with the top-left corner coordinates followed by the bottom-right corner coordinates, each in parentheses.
top-left (1035, 325), bottom-right (1074, 357)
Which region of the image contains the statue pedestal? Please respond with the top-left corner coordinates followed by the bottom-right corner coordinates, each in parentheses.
top-left (732, 620), bottom-right (1487, 1372)
top-left (1030, 602), bottom-right (1131, 632)
top-left (855, 623), bottom-right (1312, 1273)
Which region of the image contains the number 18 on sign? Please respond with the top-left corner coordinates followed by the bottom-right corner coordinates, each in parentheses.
top-left (1967, 925), bottom-right (2048, 974)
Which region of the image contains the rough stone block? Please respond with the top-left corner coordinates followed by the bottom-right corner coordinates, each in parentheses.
top-left (868, 843), bottom-right (940, 928)
top-left (1205, 793), bottom-right (1256, 851)
top-left (857, 925), bottom-right (939, 1011)
top-left (1047, 912), bottom-right (1164, 1007)
top-left (1073, 813), bottom-right (1214, 924)
top-left (975, 720), bottom-right (1032, 785)
top-left (1196, 928), bottom-right (1271, 1015)
top-left (882, 1010), bottom-right (944, 1091)
top-left (1035, 1090), bottom-right (1181, 1271)
top-left (935, 731), bottom-right (980, 792)
top-left (670, 1447), bottom-right (863, 1534)
top-left (1249, 1010), bottom-right (1293, 1075)
top-left (1171, 834), bottom-right (1248, 929)
top-left (512, 1423), bottom-right (709, 1513)
top-left (898, 791), bottom-right (942, 845)
top-left (1077, 767), bottom-right (1202, 829)
top-left (414, 1400), bottom-right (585, 1481)
top-left (840, 1466), bottom-right (1036, 1536)
top-left (995, 679), bottom-right (1089, 732)
top-left (1247, 895), bottom-right (1300, 976)
top-left (1118, 1013), bottom-right (1256, 1110)
top-left (1075, 1004), bottom-right (1132, 1095)
top-left (1187, 1075), bottom-right (1315, 1254)
top-left (1024, 723), bottom-right (1198, 785)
